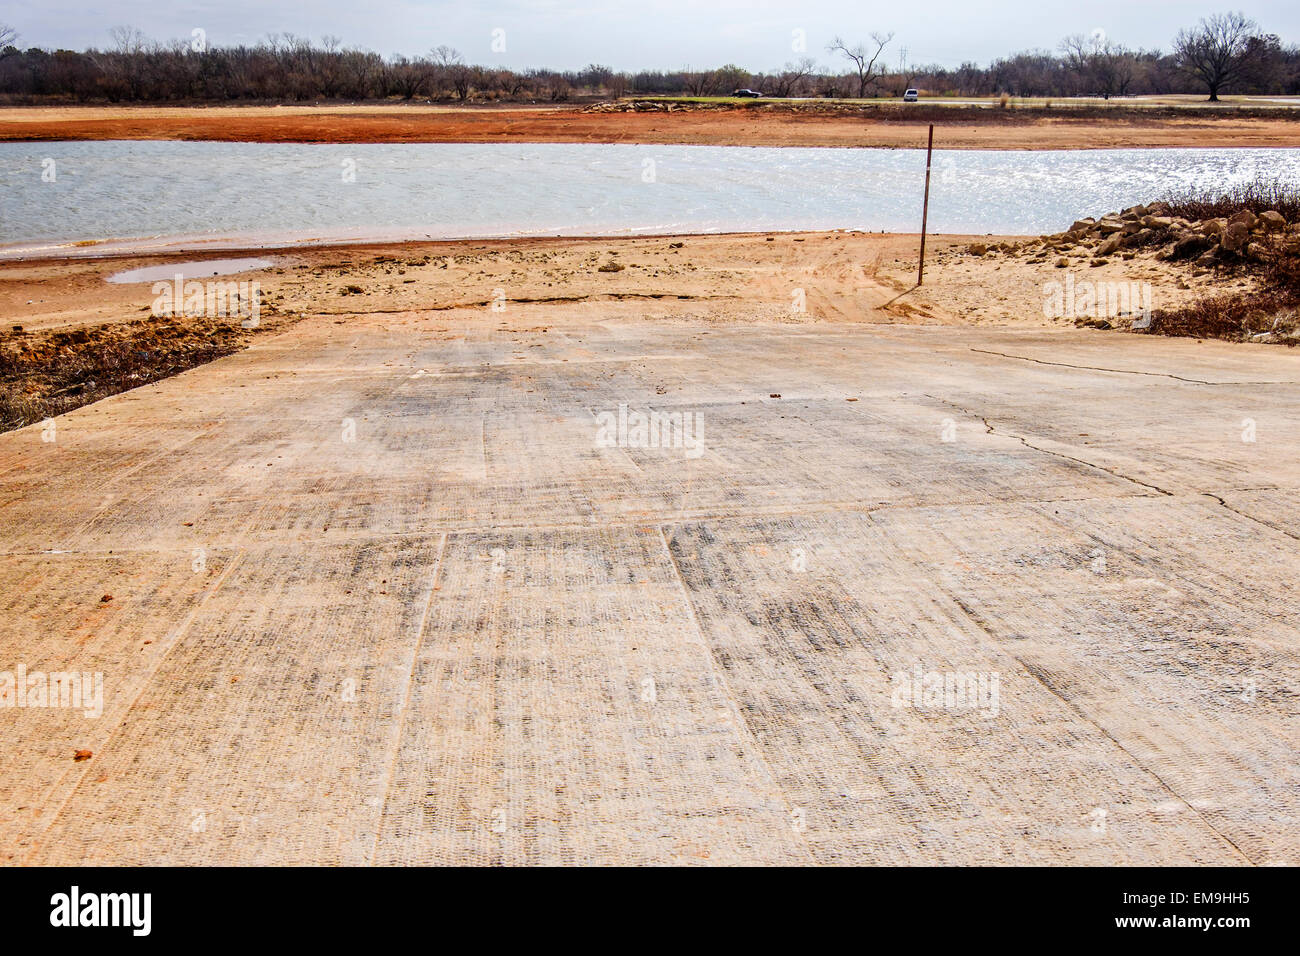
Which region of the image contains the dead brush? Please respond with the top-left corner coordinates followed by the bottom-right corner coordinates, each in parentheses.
top-left (1132, 199), bottom-right (1300, 343)
top-left (0, 316), bottom-right (254, 431)
top-left (1142, 289), bottom-right (1299, 344)
top-left (1157, 176), bottom-right (1300, 224)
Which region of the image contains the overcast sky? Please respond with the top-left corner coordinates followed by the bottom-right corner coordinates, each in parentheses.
top-left (6, 1), bottom-right (1297, 71)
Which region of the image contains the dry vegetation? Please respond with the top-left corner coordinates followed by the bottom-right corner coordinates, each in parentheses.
top-left (1158, 177), bottom-right (1300, 224)
top-left (955, 179), bottom-right (1300, 343)
top-left (0, 311), bottom-right (286, 430)
top-left (1145, 180), bottom-right (1300, 342)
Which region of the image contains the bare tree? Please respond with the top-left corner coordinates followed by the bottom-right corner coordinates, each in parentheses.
top-left (682, 68), bottom-right (721, 96)
top-left (100, 26), bottom-right (153, 100)
top-left (385, 55), bottom-right (428, 99)
top-left (0, 23), bottom-right (18, 51)
top-left (1094, 44), bottom-right (1140, 97)
top-left (431, 45), bottom-right (471, 100)
top-left (828, 32), bottom-right (894, 98)
top-left (109, 25), bottom-right (149, 55)
top-left (1058, 34), bottom-right (1093, 94)
top-left (1062, 32), bottom-right (1141, 98)
top-left (767, 57), bottom-right (817, 97)
top-left (714, 63), bottom-right (751, 93)
top-left (1174, 11), bottom-right (1264, 101)
top-left (1, 20), bottom-right (1296, 106)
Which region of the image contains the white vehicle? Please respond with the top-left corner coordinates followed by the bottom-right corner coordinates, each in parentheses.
top-left (903, 89), bottom-right (919, 102)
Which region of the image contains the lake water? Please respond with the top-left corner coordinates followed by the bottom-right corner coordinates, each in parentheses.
top-left (2, 141), bottom-right (1297, 256)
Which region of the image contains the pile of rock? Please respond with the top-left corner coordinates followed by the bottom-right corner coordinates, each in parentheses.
top-left (584, 100), bottom-right (683, 113)
top-left (1051, 203), bottom-right (1292, 265)
top-left (964, 203), bottom-right (1296, 268)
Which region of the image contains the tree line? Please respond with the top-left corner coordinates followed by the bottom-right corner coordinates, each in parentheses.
top-left (0, 13), bottom-right (1294, 104)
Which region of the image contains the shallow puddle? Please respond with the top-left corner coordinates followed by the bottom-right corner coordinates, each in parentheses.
top-left (106, 257), bottom-right (275, 283)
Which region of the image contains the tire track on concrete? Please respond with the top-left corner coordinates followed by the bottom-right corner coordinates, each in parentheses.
top-left (17, 543), bottom-right (250, 865)
top-left (15, 482), bottom-right (285, 864)
top-left (40, 423), bottom-right (221, 544)
top-left (946, 590), bottom-right (1255, 865)
top-left (914, 394), bottom-right (1262, 861)
top-left (656, 525), bottom-right (818, 865)
top-left (0, 487), bottom-right (1167, 557)
top-left (368, 531), bottom-right (448, 865)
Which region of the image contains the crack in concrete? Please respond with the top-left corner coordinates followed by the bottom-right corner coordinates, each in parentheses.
top-left (1008, 434), bottom-right (1176, 497)
top-left (926, 394), bottom-right (1177, 497)
top-left (970, 347), bottom-right (1293, 387)
top-left (1203, 492), bottom-right (1300, 542)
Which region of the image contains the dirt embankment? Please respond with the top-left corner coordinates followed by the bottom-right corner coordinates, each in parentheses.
top-left (3, 102), bottom-right (1300, 149)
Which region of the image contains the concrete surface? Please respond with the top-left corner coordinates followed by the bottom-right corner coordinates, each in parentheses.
top-left (2, 308), bottom-right (1298, 865)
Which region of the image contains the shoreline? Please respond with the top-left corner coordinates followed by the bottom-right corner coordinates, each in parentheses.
top-left (0, 228), bottom-right (950, 264)
top-left (0, 228), bottom-right (1249, 338)
top-left (4, 103), bottom-right (1300, 149)
top-left (3, 218), bottom-right (1286, 430)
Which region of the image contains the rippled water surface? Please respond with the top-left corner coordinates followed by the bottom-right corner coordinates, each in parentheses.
top-left (2, 141), bottom-right (1297, 253)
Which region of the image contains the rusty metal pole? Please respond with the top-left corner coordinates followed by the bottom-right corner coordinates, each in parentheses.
top-left (917, 124), bottom-right (934, 286)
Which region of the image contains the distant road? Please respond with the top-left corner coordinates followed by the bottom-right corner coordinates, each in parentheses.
top-left (2, 99), bottom-right (1299, 149)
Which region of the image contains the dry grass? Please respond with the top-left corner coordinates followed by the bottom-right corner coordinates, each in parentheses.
top-left (1129, 177), bottom-right (1300, 343)
top-left (1158, 177), bottom-right (1300, 224)
top-left (0, 315), bottom-right (269, 431)
top-left (1142, 289), bottom-right (1299, 343)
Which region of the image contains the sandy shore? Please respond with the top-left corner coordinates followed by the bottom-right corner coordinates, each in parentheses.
top-left (3, 230), bottom-right (1245, 336)
top-left (3, 229), bottom-right (1261, 432)
top-left (4, 102), bottom-right (1300, 148)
